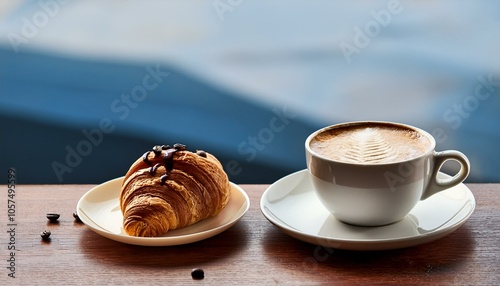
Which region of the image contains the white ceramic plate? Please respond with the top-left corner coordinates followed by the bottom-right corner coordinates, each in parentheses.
top-left (260, 170), bottom-right (475, 251)
top-left (77, 177), bottom-right (250, 246)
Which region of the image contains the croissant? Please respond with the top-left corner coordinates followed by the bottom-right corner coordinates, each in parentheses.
top-left (119, 144), bottom-right (231, 237)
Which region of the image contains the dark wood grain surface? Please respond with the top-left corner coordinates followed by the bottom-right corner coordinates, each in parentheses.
top-left (1, 183), bottom-right (499, 285)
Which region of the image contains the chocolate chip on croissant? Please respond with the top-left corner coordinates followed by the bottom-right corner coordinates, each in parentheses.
top-left (119, 145), bottom-right (231, 237)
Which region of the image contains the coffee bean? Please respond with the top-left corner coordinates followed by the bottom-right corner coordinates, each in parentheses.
top-left (191, 268), bottom-right (204, 280)
top-left (152, 145), bottom-right (163, 155)
top-left (40, 230), bottom-right (51, 240)
top-left (46, 213), bottom-right (60, 222)
top-left (160, 173), bottom-right (169, 185)
top-left (196, 150), bottom-right (207, 158)
top-left (173, 143), bottom-right (186, 151)
top-left (149, 163), bottom-right (162, 175)
top-left (73, 212), bottom-right (82, 223)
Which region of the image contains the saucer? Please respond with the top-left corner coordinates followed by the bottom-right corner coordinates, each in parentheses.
top-left (260, 170), bottom-right (475, 251)
top-left (77, 177), bottom-right (250, 246)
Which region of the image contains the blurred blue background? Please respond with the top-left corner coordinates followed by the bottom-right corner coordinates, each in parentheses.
top-left (1, 0), bottom-right (499, 184)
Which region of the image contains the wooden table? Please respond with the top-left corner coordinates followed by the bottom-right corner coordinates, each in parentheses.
top-left (1, 183), bottom-right (499, 285)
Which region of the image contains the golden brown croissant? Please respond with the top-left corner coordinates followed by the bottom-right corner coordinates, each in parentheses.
top-left (119, 144), bottom-right (231, 237)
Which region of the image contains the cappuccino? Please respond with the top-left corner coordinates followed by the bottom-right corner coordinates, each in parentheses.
top-left (306, 121), bottom-right (470, 226)
top-left (310, 123), bottom-right (431, 164)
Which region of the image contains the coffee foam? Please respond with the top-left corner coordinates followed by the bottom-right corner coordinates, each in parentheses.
top-left (310, 124), bottom-right (431, 164)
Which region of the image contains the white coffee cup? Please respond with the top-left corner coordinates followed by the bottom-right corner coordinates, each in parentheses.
top-left (305, 121), bottom-right (470, 226)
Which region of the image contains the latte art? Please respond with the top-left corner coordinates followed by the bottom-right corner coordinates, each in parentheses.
top-left (343, 128), bottom-right (398, 163)
top-left (310, 124), bottom-right (431, 164)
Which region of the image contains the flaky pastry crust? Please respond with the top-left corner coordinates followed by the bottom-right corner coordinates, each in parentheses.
top-left (120, 145), bottom-right (231, 237)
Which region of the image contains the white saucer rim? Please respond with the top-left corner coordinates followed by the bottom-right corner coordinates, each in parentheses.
top-left (77, 176), bottom-right (250, 246)
top-left (260, 169), bottom-right (475, 248)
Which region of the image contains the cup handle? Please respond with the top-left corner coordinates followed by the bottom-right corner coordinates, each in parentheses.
top-left (421, 150), bottom-right (470, 200)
